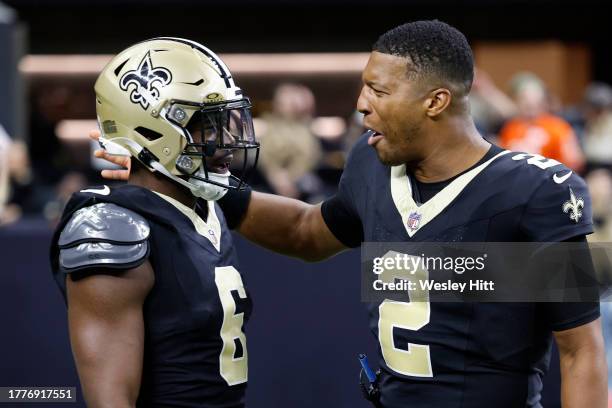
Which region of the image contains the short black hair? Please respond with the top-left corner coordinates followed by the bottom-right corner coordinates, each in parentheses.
top-left (373, 20), bottom-right (474, 95)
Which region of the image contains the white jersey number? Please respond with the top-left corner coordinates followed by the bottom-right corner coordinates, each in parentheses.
top-left (378, 251), bottom-right (433, 377)
top-left (511, 153), bottom-right (561, 170)
top-left (214, 266), bottom-right (248, 385)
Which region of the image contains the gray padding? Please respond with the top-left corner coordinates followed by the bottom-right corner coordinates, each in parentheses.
top-left (58, 203), bottom-right (150, 247)
top-left (59, 241), bottom-right (149, 271)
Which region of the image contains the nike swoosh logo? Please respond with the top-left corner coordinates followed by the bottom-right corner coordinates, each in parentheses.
top-left (80, 185), bottom-right (111, 195)
top-left (553, 171), bottom-right (572, 184)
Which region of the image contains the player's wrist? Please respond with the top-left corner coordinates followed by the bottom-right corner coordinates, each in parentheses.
top-left (217, 179), bottom-right (252, 230)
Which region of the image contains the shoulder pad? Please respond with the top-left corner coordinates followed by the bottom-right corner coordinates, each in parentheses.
top-left (59, 241), bottom-right (149, 271)
top-left (58, 203), bottom-right (150, 248)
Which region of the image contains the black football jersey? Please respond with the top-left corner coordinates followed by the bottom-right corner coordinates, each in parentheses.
top-left (50, 184), bottom-right (251, 408)
top-left (322, 135), bottom-right (599, 408)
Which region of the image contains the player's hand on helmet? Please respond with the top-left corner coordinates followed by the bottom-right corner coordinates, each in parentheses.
top-left (90, 129), bottom-right (131, 181)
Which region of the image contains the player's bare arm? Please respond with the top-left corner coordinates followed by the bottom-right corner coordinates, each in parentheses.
top-left (238, 191), bottom-right (346, 261)
top-left (554, 318), bottom-right (607, 408)
top-left (66, 261), bottom-right (154, 408)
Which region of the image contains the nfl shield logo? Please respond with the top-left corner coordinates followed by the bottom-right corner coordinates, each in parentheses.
top-left (407, 212), bottom-right (422, 232)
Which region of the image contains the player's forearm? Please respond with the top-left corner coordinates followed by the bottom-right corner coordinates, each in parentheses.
top-left (74, 341), bottom-right (142, 408)
top-left (237, 191), bottom-right (338, 261)
top-left (559, 346), bottom-right (607, 407)
top-left (73, 339), bottom-right (142, 408)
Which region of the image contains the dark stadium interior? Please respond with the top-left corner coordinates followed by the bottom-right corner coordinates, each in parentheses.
top-left (5, 0), bottom-right (612, 78)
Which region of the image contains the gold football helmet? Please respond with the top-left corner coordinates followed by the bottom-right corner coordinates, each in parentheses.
top-left (94, 37), bottom-right (259, 200)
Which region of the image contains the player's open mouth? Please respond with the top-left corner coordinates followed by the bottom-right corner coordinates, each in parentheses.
top-left (367, 129), bottom-right (385, 146)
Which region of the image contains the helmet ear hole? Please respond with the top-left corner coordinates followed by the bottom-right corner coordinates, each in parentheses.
top-left (135, 126), bottom-right (163, 141)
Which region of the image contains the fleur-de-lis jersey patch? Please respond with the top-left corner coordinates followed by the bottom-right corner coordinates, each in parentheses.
top-left (562, 187), bottom-right (585, 223)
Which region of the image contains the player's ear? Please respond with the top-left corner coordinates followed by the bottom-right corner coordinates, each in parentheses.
top-left (423, 88), bottom-right (452, 118)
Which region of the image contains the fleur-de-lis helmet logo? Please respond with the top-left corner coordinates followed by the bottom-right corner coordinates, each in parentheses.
top-left (562, 187), bottom-right (585, 223)
top-left (119, 52), bottom-right (172, 110)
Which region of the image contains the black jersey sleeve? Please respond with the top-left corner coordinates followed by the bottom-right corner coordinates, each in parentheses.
top-left (540, 235), bottom-right (600, 331)
top-left (543, 301), bottom-right (600, 332)
top-left (320, 135), bottom-right (369, 248)
top-left (519, 171), bottom-right (593, 242)
top-left (321, 193), bottom-right (363, 248)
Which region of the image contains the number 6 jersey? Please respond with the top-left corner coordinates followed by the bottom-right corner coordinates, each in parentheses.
top-left (50, 184), bottom-right (251, 408)
top-left (321, 134), bottom-right (599, 408)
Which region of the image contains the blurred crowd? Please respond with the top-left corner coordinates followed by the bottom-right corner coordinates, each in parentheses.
top-left (3, 72), bottom-right (612, 235)
top-left (471, 71), bottom-right (612, 242)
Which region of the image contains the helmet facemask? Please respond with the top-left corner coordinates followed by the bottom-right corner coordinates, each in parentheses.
top-left (168, 97), bottom-right (259, 195)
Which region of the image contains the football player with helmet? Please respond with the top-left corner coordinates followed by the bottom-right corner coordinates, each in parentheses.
top-left (50, 38), bottom-right (258, 407)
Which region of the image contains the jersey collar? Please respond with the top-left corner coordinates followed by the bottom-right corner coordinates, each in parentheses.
top-left (153, 191), bottom-right (222, 252)
top-left (390, 150), bottom-right (511, 238)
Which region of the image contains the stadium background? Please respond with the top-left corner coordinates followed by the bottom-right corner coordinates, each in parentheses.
top-left (1, 0), bottom-right (612, 406)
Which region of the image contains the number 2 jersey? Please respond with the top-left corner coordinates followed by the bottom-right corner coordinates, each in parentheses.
top-left (321, 135), bottom-right (600, 408)
top-left (49, 184), bottom-right (251, 407)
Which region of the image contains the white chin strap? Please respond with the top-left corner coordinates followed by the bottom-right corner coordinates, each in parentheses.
top-left (150, 160), bottom-right (229, 201)
top-left (187, 166), bottom-right (230, 201)
top-left (100, 136), bottom-right (229, 201)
